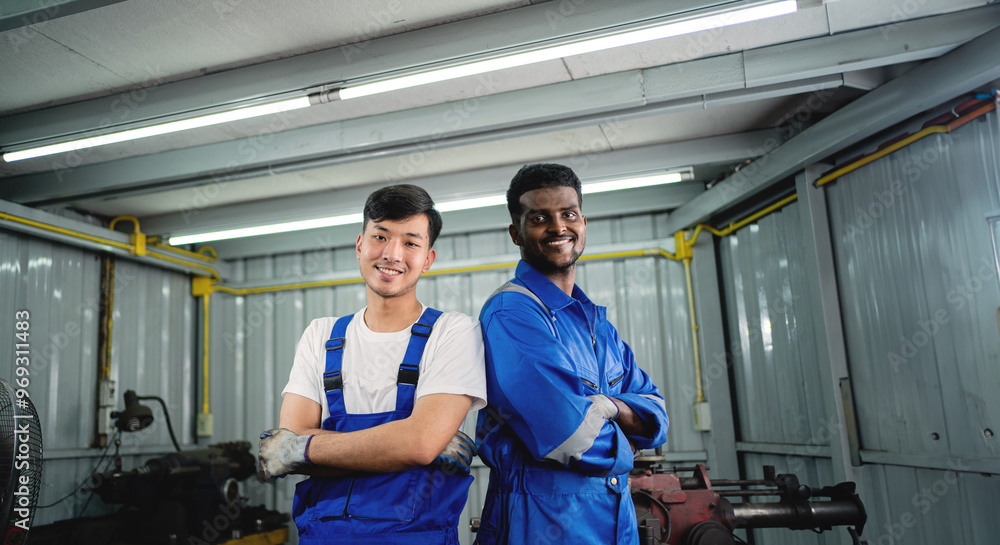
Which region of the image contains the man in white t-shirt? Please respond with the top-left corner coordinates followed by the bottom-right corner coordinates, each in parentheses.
top-left (258, 184), bottom-right (487, 545)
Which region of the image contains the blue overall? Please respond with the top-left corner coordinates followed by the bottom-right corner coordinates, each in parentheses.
top-left (292, 308), bottom-right (473, 544)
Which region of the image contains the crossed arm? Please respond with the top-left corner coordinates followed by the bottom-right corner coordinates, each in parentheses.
top-left (275, 392), bottom-right (473, 477)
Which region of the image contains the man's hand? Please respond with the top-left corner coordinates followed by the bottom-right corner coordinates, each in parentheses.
top-left (432, 430), bottom-right (476, 475)
top-left (258, 428), bottom-right (313, 481)
top-left (587, 394), bottom-right (620, 420)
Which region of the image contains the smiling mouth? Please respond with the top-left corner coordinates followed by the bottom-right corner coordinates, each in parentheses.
top-left (376, 265), bottom-right (403, 276)
top-left (543, 237), bottom-right (573, 247)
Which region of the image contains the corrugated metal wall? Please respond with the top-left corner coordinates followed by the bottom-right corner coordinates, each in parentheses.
top-left (717, 108), bottom-right (1000, 544)
top-left (0, 230), bottom-right (195, 526)
top-left (213, 213), bottom-right (705, 544)
top-left (825, 109), bottom-right (1000, 544)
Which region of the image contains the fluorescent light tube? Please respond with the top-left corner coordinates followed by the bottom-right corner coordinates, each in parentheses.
top-left (167, 170), bottom-right (689, 245)
top-left (339, 0), bottom-right (796, 100)
top-left (2, 96), bottom-right (312, 163)
top-left (582, 172), bottom-right (684, 194)
top-left (168, 212), bottom-right (363, 246)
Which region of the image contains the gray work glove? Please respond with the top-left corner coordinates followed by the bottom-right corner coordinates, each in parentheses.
top-left (433, 430), bottom-right (476, 476)
top-left (258, 428), bottom-right (312, 481)
top-left (587, 394), bottom-right (620, 420)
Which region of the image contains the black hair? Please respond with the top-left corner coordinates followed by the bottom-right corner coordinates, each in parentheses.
top-left (506, 163), bottom-right (583, 223)
top-left (362, 184), bottom-right (443, 247)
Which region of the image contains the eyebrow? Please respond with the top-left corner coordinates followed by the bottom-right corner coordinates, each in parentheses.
top-left (526, 205), bottom-right (579, 215)
top-left (372, 224), bottom-right (427, 239)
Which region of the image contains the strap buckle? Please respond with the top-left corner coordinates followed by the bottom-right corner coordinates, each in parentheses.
top-left (397, 364), bottom-right (420, 386)
top-left (325, 337), bottom-right (345, 351)
top-left (323, 371), bottom-right (343, 391)
top-left (410, 322), bottom-right (433, 338)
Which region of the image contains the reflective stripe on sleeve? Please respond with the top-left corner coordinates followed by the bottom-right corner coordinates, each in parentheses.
top-left (543, 402), bottom-right (608, 465)
top-left (641, 394), bottom-right (666, 411)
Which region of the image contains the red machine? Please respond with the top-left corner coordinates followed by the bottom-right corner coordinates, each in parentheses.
top-left (630, 462), bottom-right (867, 545)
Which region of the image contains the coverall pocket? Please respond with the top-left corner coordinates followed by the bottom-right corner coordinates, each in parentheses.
top-left (303, 477), bottom-right (351, 521)
top-left (346, 468), bottom-right (422, 521)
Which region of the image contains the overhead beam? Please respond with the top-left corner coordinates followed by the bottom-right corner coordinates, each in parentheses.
top-left (0, 198), bottom-right (231, 278)
top-left (0, 0), bottom-right (125, 33)
top-left (142, 131), bottom-right (771, 237)
top-left (662, 20), bottom-right (1000, 233)
top-left (0, 0), bottom-right (733, 145)
top-left (4, 5), bottom-right (995, 206)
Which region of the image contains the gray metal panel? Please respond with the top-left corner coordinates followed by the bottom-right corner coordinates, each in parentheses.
top-left (855, 464), bottom-right (1000, 545)
top-left (0, 229), bottom-right (197, 525)
top-left (826, 111), bottom-right (1000, 463)
top-left (719, 202), bottom-right (827, 446)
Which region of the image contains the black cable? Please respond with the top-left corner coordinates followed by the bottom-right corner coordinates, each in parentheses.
top-left (137, 395), bottom-right (182, 452)
top-left (37, 430), bottom-right (119, 509)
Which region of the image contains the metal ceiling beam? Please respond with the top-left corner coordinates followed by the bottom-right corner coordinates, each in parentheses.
top-left (4, 5), bottom-right (994, 206)
top-left (0, 0), bottom-right (736, 145)
top-left (662, 20), bottom-right (1000, 233)
top-left (0, 198), bottom-right (231, 278)
top-left (143, 131), bottom-right (772, 237)
top-left (0, 0), bottom-right (125, 33)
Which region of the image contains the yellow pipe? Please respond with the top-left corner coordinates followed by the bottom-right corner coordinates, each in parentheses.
top-left (145, 248), bottom-right (221, 280)
top-left (1, 212), bottom-right (132, 251)
top-left (1, 211), bottom-right (221, 278)
top-left (148, 238), bottom-right (219, 262)
top-left (202, 294), bottom-right (210, 414)
top-left (104, 259), bottom-right (116, 379)
top-left (684, 257), bottom-right (704, 403)
top-left (816, 101), bottom-right (996, 187)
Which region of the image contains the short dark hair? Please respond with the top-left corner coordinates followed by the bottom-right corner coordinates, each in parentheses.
top-left (506, 163), bottom-right (583, 223)
top-left (363, 184), bottom-right (443, 247)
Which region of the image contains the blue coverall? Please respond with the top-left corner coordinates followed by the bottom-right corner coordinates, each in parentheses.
top-left (292, 309), bottom-right (472, 544)
top-left (476, 261), bottom-right (669, 545)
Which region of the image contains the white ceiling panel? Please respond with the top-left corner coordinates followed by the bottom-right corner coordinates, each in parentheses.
top-left (0, 0), bottom-right (528, 114)
top-left (0, 26), bottom-right (133, 111)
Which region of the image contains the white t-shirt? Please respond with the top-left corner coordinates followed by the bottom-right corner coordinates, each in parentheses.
top-left (282, 306), bottom-right (487, 420)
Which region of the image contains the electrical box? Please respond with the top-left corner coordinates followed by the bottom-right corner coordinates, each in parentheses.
top-left (197, 412), bottom-right (214, 437)
top-left (693, 401), bottom-right (712, 431)
top-left (97, 379), bottom-right (117, 441)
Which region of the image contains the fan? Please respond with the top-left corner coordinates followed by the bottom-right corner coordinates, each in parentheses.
top-left (0, 378), bottom-right (43, 545)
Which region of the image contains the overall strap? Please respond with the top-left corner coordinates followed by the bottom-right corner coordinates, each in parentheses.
top-left (323, 314), bottom-right (354, 421)
top-left (488, 281), bottom-right (551, 315)
top-left (395, 307), bottom-right (443, 412)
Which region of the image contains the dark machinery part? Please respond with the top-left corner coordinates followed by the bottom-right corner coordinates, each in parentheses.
top-left (630, 462), bottom-right (867, 545)
top-left (32, 441), bottom-right (289, 545)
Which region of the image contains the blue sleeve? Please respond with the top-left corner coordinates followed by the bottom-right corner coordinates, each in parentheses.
top-left (610, 327), bottom-right (669, 450)
top-left (481, 297), bottom-right (633, 475)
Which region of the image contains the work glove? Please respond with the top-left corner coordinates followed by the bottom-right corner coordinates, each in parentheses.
top-left (432, 430), bottom-right (476, 476)
top-left (258, 428), bottom-right (312, 481)
top-left (587, 394), bottom-right (620, 421)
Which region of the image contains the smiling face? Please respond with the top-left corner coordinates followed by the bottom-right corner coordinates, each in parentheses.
top-left (509, 185), bottom-right (587, 282)
top-left (356, 214), bottom-right (436, 301)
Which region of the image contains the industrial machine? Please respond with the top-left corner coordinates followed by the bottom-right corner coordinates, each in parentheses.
top-left (631, 460), bottom-right (867, 545)
top-left (32, 441), bottom-right (289, 545)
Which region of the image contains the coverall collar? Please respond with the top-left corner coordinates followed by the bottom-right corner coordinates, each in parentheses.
top-left (514, 260), bottom-right (594, 311)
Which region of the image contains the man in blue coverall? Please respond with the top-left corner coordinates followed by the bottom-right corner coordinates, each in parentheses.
top-left (476, 163), bottom-right (669, 544)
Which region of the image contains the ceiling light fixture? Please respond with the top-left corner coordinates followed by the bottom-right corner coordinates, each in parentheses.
top-left (166, 169), bottom-right (690, 245)
top-left (336, 0), bottom-right (797, 100)
top-left (2, 0), bottom-right (797, 163)
top-left (2, 1), bottom-right (794, 164)
top-left (1, 97), bottom-right (312, 163)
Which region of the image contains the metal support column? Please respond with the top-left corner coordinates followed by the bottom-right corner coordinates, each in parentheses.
top-left (690, 234), bottom-right (739, 478)
top-left (794, 165), bottom-right (861, 485)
